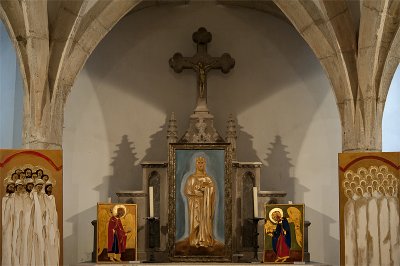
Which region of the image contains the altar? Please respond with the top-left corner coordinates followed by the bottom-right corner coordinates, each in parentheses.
top-left (0, 27), bottom-right (315, 266)
top-left (3, 0), bottom-right (400, 264)
top-left (95, 27), bottom-right (312, 264)
top-left (83, 262), bottom-right (327, 266)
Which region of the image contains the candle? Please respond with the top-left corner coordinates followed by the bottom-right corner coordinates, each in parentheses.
top-left (253, 187), bottom-right (258, 218)
top-left (107, 197), bottom-right (112, 203)
top-left (149, 186), bottom-right (154, 218)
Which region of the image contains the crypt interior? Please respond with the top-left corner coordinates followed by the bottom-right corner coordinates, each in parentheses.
top-left (1, 0), bottom-right (400, 265)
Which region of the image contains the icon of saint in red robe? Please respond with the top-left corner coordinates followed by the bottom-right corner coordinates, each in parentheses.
top-left (107, 205), bottom-right (127, 261)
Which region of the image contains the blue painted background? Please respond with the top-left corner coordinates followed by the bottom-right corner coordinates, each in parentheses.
top-left (175, 149), bottom-right (225, 242)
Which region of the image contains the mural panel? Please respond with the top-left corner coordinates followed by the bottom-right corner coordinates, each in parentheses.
top-left (0, 149), bottom-right (63, 265)
top-left (339, 152), bottom-right (400, 265)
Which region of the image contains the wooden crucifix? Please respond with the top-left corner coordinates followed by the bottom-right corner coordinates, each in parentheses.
top-left (169, 27), bottom-right (235, 112)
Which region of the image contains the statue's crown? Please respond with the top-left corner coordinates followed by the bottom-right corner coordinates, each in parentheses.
top-left (196, 157), bottom-right (206, 163)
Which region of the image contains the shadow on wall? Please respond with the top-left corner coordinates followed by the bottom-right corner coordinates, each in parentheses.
top-left (142, 118), bottom-right (168, 162)
top-left (94, 135), bottom-right (141, 202)
top-left (306, 206), bottom-right (339, 264)
top-left (262, 135), bottom-right (309, 203)
top-left (64, 205), bottom-right (97, 265)
top-left (260, 136), bottom-right (338, 263)
top-left (236, 123), bottom-right (261, 162)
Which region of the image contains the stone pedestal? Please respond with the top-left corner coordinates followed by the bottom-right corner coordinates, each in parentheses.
top-left (258, 190), bottom-right (287, 205)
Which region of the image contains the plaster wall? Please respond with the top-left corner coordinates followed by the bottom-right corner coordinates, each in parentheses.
top-left (63, 3), bottom-right (341, 265)
top-left (0, 21), bottom-right (23, 148)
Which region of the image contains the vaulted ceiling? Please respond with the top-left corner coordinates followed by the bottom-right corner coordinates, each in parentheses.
top-left (1, 0), bottom-right (399, 151)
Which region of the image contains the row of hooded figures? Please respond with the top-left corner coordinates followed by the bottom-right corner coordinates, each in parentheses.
top-left (2, 167), bottom-right (59, 266)
top-left (343, 165), bottom-right (400, 266)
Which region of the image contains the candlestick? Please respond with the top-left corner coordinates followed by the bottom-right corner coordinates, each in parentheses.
top-left (149, 186), bottom-right (154, 218)
top-left (248, 217), bottom-right (265, 262)
top-left (253, 187), bottom-right (258, 217)
top-left (144, 217), bottom-right (159, 263)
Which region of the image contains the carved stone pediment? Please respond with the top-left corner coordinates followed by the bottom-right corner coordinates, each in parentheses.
top-left (179, 116), bottom-right (225, 143)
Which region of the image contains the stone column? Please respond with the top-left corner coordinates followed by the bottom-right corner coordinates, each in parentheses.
top-left (341, 97), bottom-right (383, 152)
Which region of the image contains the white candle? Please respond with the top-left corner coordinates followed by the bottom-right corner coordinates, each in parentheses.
top-left (149, 186), bottom-right (154, 217)
top-left (107, 197), bottom-right (112, 203)
top-left (253, 187), bottom-right (258, 218)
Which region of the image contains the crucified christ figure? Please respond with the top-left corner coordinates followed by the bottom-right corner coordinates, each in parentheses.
top-left (192, 61), bottom-right (217, 99)
top-left (168, 28), bottom-right (235, 113)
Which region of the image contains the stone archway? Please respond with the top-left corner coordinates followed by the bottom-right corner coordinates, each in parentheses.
top-left (0, 0), bottom-right (141, 148)
top-left (1, 0), bottom-right (400, 151)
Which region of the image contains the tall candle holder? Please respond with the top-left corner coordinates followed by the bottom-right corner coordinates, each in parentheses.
top-left (248, 217), bottom-right (265, 263)
top-left (143, 216), bottom-right (159, 263)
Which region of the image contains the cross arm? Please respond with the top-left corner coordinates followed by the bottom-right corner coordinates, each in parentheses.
top-left (169, 53), bottom-right (235, 74)
top-left (207, 53), bottom-right (235, 74)
top-left (169, 53), bottom-right (196, 73)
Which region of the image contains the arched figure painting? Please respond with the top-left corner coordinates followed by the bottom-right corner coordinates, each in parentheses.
top-left (0, 149), bottom-right (63, 266)
top-left (97, 203), bottom-right (137, 263)
top-left (169, 144), bottom-right (232, 261)
top-left (338, 154), bottom-right (400, 266)
top-left (264, 204), bottom-right (304, 263)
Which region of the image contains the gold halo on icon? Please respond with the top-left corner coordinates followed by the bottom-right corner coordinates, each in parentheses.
top-left (269, 207), bottom-right (283, 224)
top-left (112, 204), bottom-right (127, 218)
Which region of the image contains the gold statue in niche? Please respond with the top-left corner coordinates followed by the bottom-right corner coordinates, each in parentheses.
top-left (184, 157), bottom-right (216, 247)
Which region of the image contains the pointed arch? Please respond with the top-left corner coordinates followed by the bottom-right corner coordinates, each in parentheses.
top-left (0, 1), bottom-right (29, 100)
top-left (274, 0), bottom-right (357, 127)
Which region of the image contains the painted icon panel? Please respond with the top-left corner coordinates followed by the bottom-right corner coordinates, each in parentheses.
top-left (97, 203), bottom-right (137, 263)
top-left (0, 149), bottom-right (63, 266)
top-left (168, 143), bottom-right (232, 262)
top-left (338, 152), bottom-right (400, 265)
top-left (263, 204), bottom-right (304, 263)
top-left (175, 149), bottom-right (225, 255)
